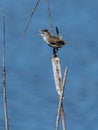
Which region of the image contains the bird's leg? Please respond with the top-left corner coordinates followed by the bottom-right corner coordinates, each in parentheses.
top-left (53, 48), bottom-right (56, 56)
top-left (56, 48), bottom-right (58, 53)
top-left (53, 48), bottom-right (58, 57)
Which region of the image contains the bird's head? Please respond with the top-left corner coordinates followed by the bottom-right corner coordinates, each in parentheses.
top-left (39, 29), bottom-right (51, 38)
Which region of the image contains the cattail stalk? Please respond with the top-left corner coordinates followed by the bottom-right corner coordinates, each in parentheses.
top-left (52, 56), bottom-right (68, 130)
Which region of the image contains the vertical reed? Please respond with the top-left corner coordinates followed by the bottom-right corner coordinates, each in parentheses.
top-left (1, 8), bottom-right (9, 130)
top-left (52, 56), bottom-right (68, 130)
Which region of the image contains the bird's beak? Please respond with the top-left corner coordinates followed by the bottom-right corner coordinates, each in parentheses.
top-left (39, 30), bottom-right (41, 33)
top-left (39, 30), bottom-right (43, 36)
top-left (39, 30), bottom-right (42, 35)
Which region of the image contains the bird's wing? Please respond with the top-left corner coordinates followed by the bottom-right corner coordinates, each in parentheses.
top-left (49, 36), bottom-right (65, 45)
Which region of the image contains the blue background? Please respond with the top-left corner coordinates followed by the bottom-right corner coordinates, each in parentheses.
top-left (0, 0), bottom-right (98, 130)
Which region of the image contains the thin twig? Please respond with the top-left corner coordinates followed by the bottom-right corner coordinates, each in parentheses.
top-left (56, 96), bottom-right (62, 130)
top-left (1, 8), bottom-right (5, 68)
top-left (60, 68), bottom-right (68, 130)
top-left (21, 0), bottom-right (40, 39)
top-left (61, 103), bottom-right (66, 130)
top-left (57, 67), bottom-right (68, 130)
top-left (62, 67), bottom-right (68, 97)
top-left (1, 8), bottom-right (9, 130)
top-left (46, 0), bottom-right (53, 33)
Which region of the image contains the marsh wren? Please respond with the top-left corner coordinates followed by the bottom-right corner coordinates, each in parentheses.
top-left (39, 29), bottom-right (66, 56)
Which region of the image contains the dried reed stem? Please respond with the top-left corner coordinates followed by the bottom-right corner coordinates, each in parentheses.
top-left (52, 56), bottom-right (68, 130)
top-left (46, 0), bottom-right (53, 33)
top-left (52, 56), bottom-right (63, 96)
top-left (61, 103), bottom-right (66, 130)
top-left (21, 0), bottom-right (40, 39)
top-left (1, 8), bottom-right (9, 130)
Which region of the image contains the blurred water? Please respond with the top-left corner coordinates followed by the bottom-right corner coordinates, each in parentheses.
top-left (0, 0), bottom-right (98, 130)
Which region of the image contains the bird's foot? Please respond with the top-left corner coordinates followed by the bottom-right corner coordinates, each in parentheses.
top-left (52, 54), bottom-right (57, 58)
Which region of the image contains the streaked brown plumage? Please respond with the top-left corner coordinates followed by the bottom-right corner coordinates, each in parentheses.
top-left (39, 29), bottom-right (66, 56)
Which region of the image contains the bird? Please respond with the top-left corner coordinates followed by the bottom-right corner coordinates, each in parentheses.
top-left (39, 28), bottom-right (66, 56)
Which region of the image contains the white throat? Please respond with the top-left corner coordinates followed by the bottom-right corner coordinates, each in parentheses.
top-left (42, 36), bottom-right (50, 44)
